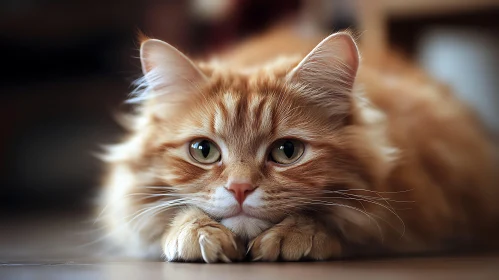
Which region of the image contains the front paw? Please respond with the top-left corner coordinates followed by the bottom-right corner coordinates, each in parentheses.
top-left (163, 208), bottom-right (245, 263)
top-left (249, 215), bottom-right (341, 261)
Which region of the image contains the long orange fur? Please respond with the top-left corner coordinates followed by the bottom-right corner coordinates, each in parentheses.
top-left (98, 24), bottom-right (499, 262)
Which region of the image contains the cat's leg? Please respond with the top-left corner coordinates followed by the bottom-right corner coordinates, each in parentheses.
top-left (162, 207), bottom-right (245, 263)
top-left (248, 215), bottom-right (341, 261)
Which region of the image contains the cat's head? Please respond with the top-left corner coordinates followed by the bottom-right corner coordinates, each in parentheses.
top-left (126, 33), bottom-right (381, 240)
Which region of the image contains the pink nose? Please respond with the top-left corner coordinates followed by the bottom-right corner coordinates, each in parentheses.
top-left (227, 182), bottom-right (255, 204)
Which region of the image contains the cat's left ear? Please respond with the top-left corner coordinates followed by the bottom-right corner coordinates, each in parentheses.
top-left (287, 32), bottom-right (359, 120)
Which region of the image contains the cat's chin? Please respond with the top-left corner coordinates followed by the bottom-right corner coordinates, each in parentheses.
top-left (220, 215), bottom-right (273, 240)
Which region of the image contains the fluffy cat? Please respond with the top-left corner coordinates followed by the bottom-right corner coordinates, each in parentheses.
top-left (98, 26), bottom-right (499, 262)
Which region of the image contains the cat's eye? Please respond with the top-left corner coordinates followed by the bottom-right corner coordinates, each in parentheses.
top-left (189, 139), bottom-right (221, 164)
top-left (269, 139), bottom-right (305, 165)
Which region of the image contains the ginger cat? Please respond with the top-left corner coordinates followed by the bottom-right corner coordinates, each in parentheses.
top-left (99, 25), bottom-right (499, 262)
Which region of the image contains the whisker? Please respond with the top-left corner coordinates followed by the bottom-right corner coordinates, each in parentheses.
top-left (334, 195), bottom-right (406, 237)
top-left (331, 188), bottom-right (414, 194)
top-left (293, 198), bottom-right (385, 241)
top-left (327, 192), bottom-right (415, 204)
top-left (307, 194), bottom-right (406, 237)
top-left (127, 199), bottom-right (188, 223)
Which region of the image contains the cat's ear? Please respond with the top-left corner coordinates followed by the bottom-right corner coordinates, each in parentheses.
top-left (139, 39), bottom-right (207, 99)
top-left (287, 32), bottom-right (359, 120)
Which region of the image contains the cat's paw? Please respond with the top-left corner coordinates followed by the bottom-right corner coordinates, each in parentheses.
top-left (248, 215), bottom-right (341, 261)
top-left (163, 209), bottom-right (245, 263)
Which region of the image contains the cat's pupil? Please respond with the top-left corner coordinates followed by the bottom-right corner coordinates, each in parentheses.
top-left (281, 141), bottom-right (294, 158)
top-left (198, 140), bottom-right (211, 158)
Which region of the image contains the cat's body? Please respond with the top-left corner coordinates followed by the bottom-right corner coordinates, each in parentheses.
top-left (99, 25), bottom-right (499, 262)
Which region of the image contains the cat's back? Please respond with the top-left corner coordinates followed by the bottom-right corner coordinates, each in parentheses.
top-left (359, 54), bottom-right (496, 163)
top-left (359, 52), bottom-right (499, 238)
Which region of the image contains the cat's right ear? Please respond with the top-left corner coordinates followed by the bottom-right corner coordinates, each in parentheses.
top-left (139, 39), bottom-right (207, 100)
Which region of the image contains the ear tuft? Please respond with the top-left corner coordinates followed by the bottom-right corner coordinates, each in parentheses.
top-left (136, 29), bottom-right (150, 47)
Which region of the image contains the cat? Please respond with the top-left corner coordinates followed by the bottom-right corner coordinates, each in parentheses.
top-left (98, 24), bottom-right (499, 262)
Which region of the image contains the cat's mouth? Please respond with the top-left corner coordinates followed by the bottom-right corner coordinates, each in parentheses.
top-left (223, 208), bottom-right (252, 219)
top-left (223, 205), bottom-right (272, 222)
top-left (219, 205), bottom-right (266, 220)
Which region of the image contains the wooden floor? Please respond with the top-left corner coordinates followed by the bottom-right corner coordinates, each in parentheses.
top-left (1, 212), bottom-right (498, 280)
top-left (1, 256), bottom-right (499, 280)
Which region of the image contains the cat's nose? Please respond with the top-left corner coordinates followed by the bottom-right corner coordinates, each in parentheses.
top-left (227, 182), bottom-right (255, 205)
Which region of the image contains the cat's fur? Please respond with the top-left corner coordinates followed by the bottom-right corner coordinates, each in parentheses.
top-left (99, 25), bottom-right (499, 262)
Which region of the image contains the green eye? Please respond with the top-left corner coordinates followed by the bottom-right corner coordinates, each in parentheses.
top-left (189, 139), bottom-right (221, 164)
top-left (269, 139), bottom-right (304, 165)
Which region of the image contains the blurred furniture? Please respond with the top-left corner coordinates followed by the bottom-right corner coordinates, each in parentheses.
top-left (357, 0), bottom-right (499, 62)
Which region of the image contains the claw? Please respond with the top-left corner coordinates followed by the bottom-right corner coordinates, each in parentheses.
top-left (246, 239), bottom-right (255, 255)
top-left (219, 252), bottom-right (232, 263)
top-left (230, 236), bottom-right (238, 251)
top-left (252, 254), bottom-right (262, 261)
top-left (303, 236), bottom-right (313, 257)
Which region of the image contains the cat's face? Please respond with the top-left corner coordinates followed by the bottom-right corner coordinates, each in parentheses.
top-left (158, 82), bottom-right (352, 238)
top-left (137, 33), bottom-right (361, 239)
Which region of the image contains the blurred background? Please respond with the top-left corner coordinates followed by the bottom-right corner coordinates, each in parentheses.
top-left (0, 0), bottom-right (498, 261)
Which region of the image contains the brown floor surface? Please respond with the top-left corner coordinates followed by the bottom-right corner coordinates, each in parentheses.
top-left (1, 213), bottom-right (498, 280)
